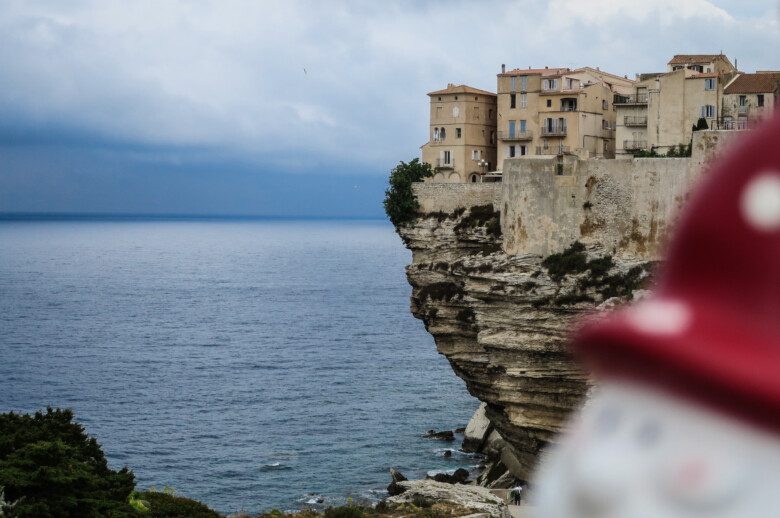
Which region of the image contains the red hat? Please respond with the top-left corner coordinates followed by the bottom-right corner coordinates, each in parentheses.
top-left (574, 113), bottom-right (780, 433)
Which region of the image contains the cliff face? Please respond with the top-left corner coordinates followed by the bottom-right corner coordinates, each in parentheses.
top-left (399, 203), bottom-right (650, 480)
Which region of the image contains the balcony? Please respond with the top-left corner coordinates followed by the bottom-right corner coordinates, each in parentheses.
top-left (623, 140), bottom-right (648, 151)
top-left (614, 94), bottom-right (648, 105)
top-left (710, 118), bottom-right (752, 130)
top-left (541, 126), bottom-right (567, 136)
top-left (624, 116), bottom-right (648, 127)
top-left (498, 130), bottom-right (533, 141)
top-left (436, 158), bottom-right (454, 169)
top-left (535, 145), bottom-right (571, 155)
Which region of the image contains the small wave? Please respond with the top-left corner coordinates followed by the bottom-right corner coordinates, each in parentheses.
top-left (259, 462), bottom-right (292, 472)
top-left (426, 469), bottom-right (457, 477)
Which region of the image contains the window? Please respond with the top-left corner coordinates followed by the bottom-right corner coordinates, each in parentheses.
top-left (603, 99), bottom-right (609, 110)
top-left (510, 94), bottom-right (516, 108)
top-left (758, 94), bottom-right (765, 107)
top-left (472, 149), bottom-right (482, 160)
top-left (520, 76), bottom-right (527, 91)
top-left (566, 78), bottom-right (574, 90)
top-left (602, 120), bottom-right (609, 129)
top-left (440, 128), bottom-right (446, 139)
top-left (509, 120), bottom-right (516, 138)
top-left (520, 145), bottom-right (527, 156)
top-left (443, 151), bottom-right (451, 165)
top-left (507, 145), bottom-right (516, 158)
top-left (490, 131), bottom-right (495, 144)
top-left (705, 78), bottom-right (715, 90)
top-left (520, 120), bottom-right (526, 133)
top-left (543, 138), bottom-right (549, 149)
top-left (456, 128), bottom-right (462, 138)
top-left (510, 76), bottom-right (517, 92)
top-left (701, 105), bottom-right (716, 118)
top-left (543, 79), bottom-right (558, 91)
top-left (433, 128), bottom-right (439, 141)
top-left (520, 93), bottom-right (527, 108)
top-left (489, 109), bottom-right (493, 119)
top-left (474, 107), bottom-right (479, 119)
top-left (546, 99), bottom-right (552, 108)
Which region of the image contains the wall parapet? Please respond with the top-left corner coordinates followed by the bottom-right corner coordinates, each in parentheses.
top-left (413, 183), bottom-right (501, 213)
top-left (500, 129), bottom-right (746, 260)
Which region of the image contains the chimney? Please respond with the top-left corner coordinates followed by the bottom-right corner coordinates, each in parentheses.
top-left (447, 83), bottom-right (454, 89)
top-left (545, 66), bottom-right (548, 69)
top-left (501, 64), bottom-right (506, 74)
top-left (596, 66), bottom-right (600, 71)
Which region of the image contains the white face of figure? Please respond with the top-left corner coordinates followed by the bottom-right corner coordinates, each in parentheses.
top-left (532, 381), bottom-right (780, 518)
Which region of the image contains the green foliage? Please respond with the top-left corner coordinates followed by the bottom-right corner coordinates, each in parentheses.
top-left (383, 158), bottom-right (433, 228)
top-left (541, 241), bottom-right (589, 281)
top-left (410, 497), bottom-right (433, 509)
top-left (324, 506), bottom-right (364, 518)
top-left (0, 407), bottom-right (137, 518)
top-left (139, 491), bottom-right (221, 518)
top-left (374, 500), bottom-right (389, 513)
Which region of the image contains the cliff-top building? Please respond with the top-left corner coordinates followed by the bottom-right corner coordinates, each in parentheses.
top-left (495, 65), bottom-right (634, 171)
top-left (421, 84), bottom-right (497, 183)
top-left (719, 72), bottom-right (780, 130)
top-left (616, 53), bottom-right (738, 156)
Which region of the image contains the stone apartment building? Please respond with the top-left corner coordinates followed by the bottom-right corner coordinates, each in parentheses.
top-left (616, 54), bottom-right (738, 156)
top-left (719, 72), bottom-right (780, 129)
top-left (495, 65), bottom-right (634, 171)
top-left (420, 84), bottom-right (497, 183)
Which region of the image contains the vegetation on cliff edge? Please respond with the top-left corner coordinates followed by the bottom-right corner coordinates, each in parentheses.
top-left (384, 159), bottom-right (433, 228)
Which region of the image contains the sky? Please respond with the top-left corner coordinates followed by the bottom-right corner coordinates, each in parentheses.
top-left (1, 0), bottom-right (778, 218)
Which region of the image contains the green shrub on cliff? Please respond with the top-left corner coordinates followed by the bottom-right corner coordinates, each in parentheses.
top-left (384, 159), bottom-right (433, 228)
top-left (0, 407), bottom-right (137, 518)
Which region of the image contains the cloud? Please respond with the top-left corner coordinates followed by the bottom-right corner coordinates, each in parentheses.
top-left (0, 0), bottom-right (777, 176)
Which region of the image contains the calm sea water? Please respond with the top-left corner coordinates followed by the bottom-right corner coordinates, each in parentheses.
top-left (0, 218), bottom-right (479, 515)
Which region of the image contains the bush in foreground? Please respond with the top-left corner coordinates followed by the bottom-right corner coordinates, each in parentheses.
top-left (139, 489), bottom-right (222, 518)
top-left (0, 407), bottom-right (137, 518)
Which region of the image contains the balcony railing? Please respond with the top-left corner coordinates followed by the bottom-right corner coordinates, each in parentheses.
top-left (541, 126), bottom-right (567, 136)
top-left (535, 145), bottom-right (571, 155)
top-left (436, 159), bottom-right (454, 168)
top-left (710, 118), bottom-right (752, 130)
top-left (561, 105), bottom-right (578, 112)
top-left (624, 116), bottom-right (648, 126)
top-left (615, 94), bottom-right (648, 104)
top-left (623, 140), bottom-right (648, 151)
top-left (498, 130), bottom-right (533, 141)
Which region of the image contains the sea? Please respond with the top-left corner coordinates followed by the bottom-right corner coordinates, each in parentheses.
top-left (0, 217), bottom-right (480, 515)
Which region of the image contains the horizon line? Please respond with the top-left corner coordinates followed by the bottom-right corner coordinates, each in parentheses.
top-left (0, 212), bottom-right (388, 222)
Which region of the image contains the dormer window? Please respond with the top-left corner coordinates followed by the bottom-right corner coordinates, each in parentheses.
top-left (542, 79), bottom-right (558, 91)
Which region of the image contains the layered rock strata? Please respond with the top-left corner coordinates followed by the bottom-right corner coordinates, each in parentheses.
top-left (398, 203), bottom-right (651, 481)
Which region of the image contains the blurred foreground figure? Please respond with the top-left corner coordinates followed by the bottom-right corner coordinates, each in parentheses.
top-left (534, 113), bottom-right (780, 518)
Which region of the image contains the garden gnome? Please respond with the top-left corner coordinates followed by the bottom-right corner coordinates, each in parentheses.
top-left (533, 113), bottom-right (780, 517)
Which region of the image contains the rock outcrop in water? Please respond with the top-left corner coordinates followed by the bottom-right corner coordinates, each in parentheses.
top-left (398, 198), bottom-right (653, 483)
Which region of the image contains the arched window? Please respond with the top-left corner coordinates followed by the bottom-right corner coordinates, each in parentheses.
top-left (433, 128), bottom-right (439, 141)
top-left (471, 174), bottom-right (479, 183)
top-left (440, 128), bottom-right (446, 140)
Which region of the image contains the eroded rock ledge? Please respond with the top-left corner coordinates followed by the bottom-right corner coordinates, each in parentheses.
top-left (398, 203), bottom-right (651, 481)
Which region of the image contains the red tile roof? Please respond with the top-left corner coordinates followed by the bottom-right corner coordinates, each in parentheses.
top-left (668, 54), bottom-right (723, 65)
top-left (501, 67), bottom-right (569, 76)
top-left (724, 73), bottom-right (780, 94)
top-left (427, 84), bottom-right (496, 97)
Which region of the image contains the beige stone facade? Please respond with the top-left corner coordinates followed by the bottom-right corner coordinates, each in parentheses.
top-left (719, 72), bottom-right (780, 130)
top-left (495, 65), bottom-right (634, 171)
top-left (421, 84), bottom-right (497, 183)
top-left (616, 54), bottom-right (737, 156)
